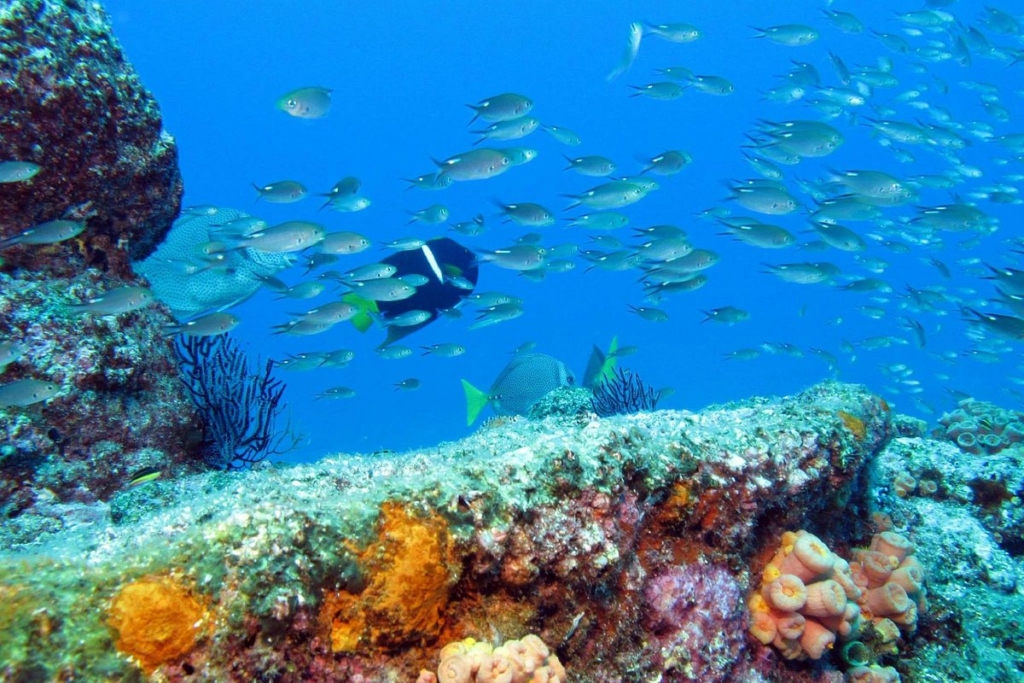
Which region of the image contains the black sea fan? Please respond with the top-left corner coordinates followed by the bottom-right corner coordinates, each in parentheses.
top-left (175, 334), bottom-right (300, 470)
top-left (591, 366), bottom-right (660, 417)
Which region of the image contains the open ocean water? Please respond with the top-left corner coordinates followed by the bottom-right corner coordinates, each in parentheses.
top-left (106, 0), bottom-right (1022, 462)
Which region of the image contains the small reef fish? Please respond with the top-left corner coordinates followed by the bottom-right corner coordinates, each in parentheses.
top-left (0, 219), bottom-right (86, 250)
top-left (234, 221), bottom-right (325, 253)
top-left (542, 125), bottom-right (582, 146)
top-left (462, 353), bottom-right (575, 424)
top-left (277, 86), bottom-right (332, 119)
top-left (0, 378), bottom-right (61, 408)
top-left (0, 161), bottom-right (41, 183)
top-left (408, 204), bottom-right (449, 225)
top-left (564, 155), bottom-right (616, 177)
top-left (0, 341), bottom-right (25, 370)
top-left (393, 378), bottom-right (422, 391)
top-left (606, 22), bottom-right (643, 81)
top-left (318, 231), bottom-right (371, 255)
top-left (252, 180), bottom-right (308, 203)
top-left (315, 386), bottom-right (357, 400)
top-left (322, 195), bottom-right (371, 213)
top-left (421, 343), bottom-right (466, 357)
top-left (164, 312), bottom-right (240, 337)
top-left (701, 306), bottom-right (750, 324)
top-left (434, 148), bottom-right (513, 182)
top-left (643, 22), bottom-right (701, 43)
top-left (466, 92), bottom-right (533, 123)
top-left (68, 285), bottom-right (155, 315)
top-left (128, 467), bottom-right (163, 487)
top-left (752, 24), bottom-right (819, 46)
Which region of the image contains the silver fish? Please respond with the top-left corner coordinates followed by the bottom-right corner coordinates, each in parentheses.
top-left (0, 219), bottom-right (86, 249)
top-left (253, 180), bottom-right (308, 203)
top-left (564, 155), bottom-right (617, 177)
top-left (236, 221), bottom-right (325, 253)
top-left (68, 285), bottom-right (155, 315)
top-left (277, 86), bottom-right (332, 119)
top-left (0, 378), bottom-right (61, 407)
top-left (0, 161), bottom-right (41, 183)
top-left (607, 22), bottom-right (643, 81)
top-left (319, 231), bottom-right (371, 255)
top-left (466, 93), bottom-right (533, 123)
top-left (0, 341), bottom-right (25, 370)
top-left (164, 312), bottom-right (240, 337)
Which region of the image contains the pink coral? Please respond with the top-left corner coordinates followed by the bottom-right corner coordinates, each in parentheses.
top-left (750, 529), bottom-right (927, 665)
top-left (419, 635), bottom-right (565, 683)
top-left (643, 562), bottom-right (749, 681)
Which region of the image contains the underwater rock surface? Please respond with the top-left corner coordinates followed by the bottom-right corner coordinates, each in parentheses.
top-left (0, 0), bottom-right (195, 519)
top-left (0, 382), bottom-right (903, 681)
top-left (2, 381), bottom-right (1020, 681)
top-left (0, 269), bottom-right (201, 522)
top-left (0, 0), bottom-right (182, 275)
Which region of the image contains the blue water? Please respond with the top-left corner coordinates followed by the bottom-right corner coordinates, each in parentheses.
top-left (105, 1), bottom-right (1021, 462)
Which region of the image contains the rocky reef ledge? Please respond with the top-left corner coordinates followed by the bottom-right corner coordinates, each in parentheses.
top-left (1, 381), bottom-right (1021, 682)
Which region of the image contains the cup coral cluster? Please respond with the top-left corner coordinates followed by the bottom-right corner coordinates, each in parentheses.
top-left (107, 575), bottom-right (209, 673)
top-left (748, 529), bottom-right (925, 664)
top-left (938, 398), bottom-right (1024, 455)
top-left (415, 634), bottom-right (566, 683)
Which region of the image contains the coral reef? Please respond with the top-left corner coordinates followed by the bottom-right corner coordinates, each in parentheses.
top-left (175, 334), bottom-right (299, 470)
top-left (0, 270), bottom-right (201, 543)
top-left (937, 398), bottom-right (1024, 455)
top-left (319, 502), bottom-right (458, 652)
top-left (869, 433), bottom-right (1024, 680)
top-left (0, 0), bottom-right (197, 538)
top-left (643, 563), bottom-right (751, 681)
top-left (0, 0), bottom-right (182, 277)
top-left (749, 526), bottom-right (926, 681)
top-left (416, 634), bottom-right (565, 683)
top-left (590, 367), bottom-right (660, 417)
top-left (0, 381), bottom-right (898, 681)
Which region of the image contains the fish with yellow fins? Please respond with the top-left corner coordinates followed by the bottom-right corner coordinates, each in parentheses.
top-left (461, 338), bottom-right (619, 425)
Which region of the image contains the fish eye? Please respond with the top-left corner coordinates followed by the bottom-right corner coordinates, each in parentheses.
top-left (287, 98), bottom-right (297, 107)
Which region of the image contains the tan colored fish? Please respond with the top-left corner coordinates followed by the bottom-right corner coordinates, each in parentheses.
top-left (0, 161), bottom-right (41, 183)
top-left (68, 285), bottom-right (155, 315)
top-left (0, 341), bottom-right (25, 370)
top-left (0, 378), bottom-right (61, 407)
top-left (252, 180), bottom-right (308, 203)
top-left (235, 221), bottom-right (325, 253)
top-left (0, 219), bottom-right (86, 250)
top-left (164, 312), bottom-right (240, 337)
top-left (277, 86), bottom-right (332, 119)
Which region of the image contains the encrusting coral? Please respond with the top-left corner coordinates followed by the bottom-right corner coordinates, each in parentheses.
top-left (748, 529), bottom-right (926, 666)
top-left (415, 634), bottom-right (566, 683)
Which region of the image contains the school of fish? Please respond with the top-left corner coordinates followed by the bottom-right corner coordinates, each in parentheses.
top-left (3, 1), bottom-right (1024, 428)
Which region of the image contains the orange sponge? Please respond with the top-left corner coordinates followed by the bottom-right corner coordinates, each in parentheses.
top-left (108, 576), bottom-right (208, 673)
top-left (321, 502), bottom-right (457, 651)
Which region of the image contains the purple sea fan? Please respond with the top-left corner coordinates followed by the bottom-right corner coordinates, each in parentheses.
top-left (643, 563), bottom-right (751, 682)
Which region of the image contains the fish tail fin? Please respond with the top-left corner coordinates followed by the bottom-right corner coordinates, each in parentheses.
top-left (462, 379), bottom-right (489, 426)
top-left (602, 336), bottom-right (619, 382)
top-left (342, 292), bottom-right (378, 333)
top-left (583, 336), bottom-right (619, 388)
